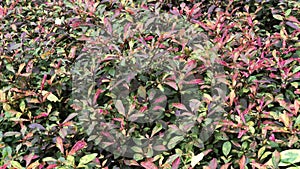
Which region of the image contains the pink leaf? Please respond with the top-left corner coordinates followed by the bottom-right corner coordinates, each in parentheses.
top-left (220, 163), bottom-right (232, 169)
top-left (93, 88), bottom-right (103, 105)
top-left (141, 159), bottom-right (158, 169)
top-left (144, 35), bottom-right (154, 41)
top-left (170, 7), bottom-right (181, 16)
top-left (171, 157), bottom-right (181, 169)
top-left (239, 155), bottom-right (246, 169)
top-left (0, 164), bottom-right (8, 169)
top-left (40, 74), bottom-right (47, 91)
top-left (153, 145), bottom-right (167, 151)
top-left (238, 129), bottom-right (247, 139)
top-left (269, 133), bottom-right (275, 141)
top-left (164, 81), bottom-right (178, 90)
top-left (46, 164), bottom-right (57, 169)
top-left (63, 113), bottom-right (78, 123)
top-left (152, 105), bottom-right (164, 111)
top-left (69, 140), bottom-right (87, 156)
top-left (154, 96), bottom-right (167, 104)
top-left (294, 100), bottom-right (300, 116)
top-left (287, 16), bottom-right (300, 24)
top-left (209, 158), bottom-right (218, 169)
top-left (103, 17), bottom-right (112, 35)
top-left (184, 79), bottom-right (203, 85)
top-left (56, 136), bottom-right (64, 154)
top-left (172, 103), bottom-right (188, 111)
top-left (24, 153), bottom-right (39, 167)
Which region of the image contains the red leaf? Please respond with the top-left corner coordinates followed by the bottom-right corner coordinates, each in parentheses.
top-left (183, 60), bottom-right (197, 73)
top-left (34, 112), bottom-right (48, 119)
top-left (239, 155), bottom-right (246, 169)
top-left (69, 140), bottom-right (87, 156)
top-left (40, 74), bottom-right (47, 91)
top-left (171, 157), bottom-right (181, 169)
top-left (93, 88), bottom-right (103, 105)
top-left (140, 106), bottom-right (148, 113)
top-left (172, 103), bottom-right (188, 111)
top-left (56, 136), bottom-right (64, 154)
top-left (141, 160), bottom-right (158, 169)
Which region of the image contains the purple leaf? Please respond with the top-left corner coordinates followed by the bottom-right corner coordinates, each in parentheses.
top-left (29, 123), bottom-right (45, 130)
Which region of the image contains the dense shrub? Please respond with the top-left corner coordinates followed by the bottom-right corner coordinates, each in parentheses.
top-left (0, 0), bottom-right (300, 168)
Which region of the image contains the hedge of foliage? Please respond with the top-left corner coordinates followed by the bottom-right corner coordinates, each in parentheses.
top-left (1, 0), bottom-right (300, 168)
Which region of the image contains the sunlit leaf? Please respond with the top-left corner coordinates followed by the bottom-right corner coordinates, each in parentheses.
top-left (78, 153), bottom-right (97, 166)
top-left (191, 152), bottom-right (204, 168)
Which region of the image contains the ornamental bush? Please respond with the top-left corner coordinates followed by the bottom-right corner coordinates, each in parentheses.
top-left (0, 0), bottom-right (300, 168)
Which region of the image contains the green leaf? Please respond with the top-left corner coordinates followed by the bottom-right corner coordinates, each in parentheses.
top-left (222, 141), bottom-right (232, 157)
top-left (285, 9), bottom-right (292, 17)
top-left (279, 149), bottom-right (300, 166)
top-left (258, 146), bottom-right (266, 159)
top-left (131, 146), bottom-right (143, 154)
top-left (293, 66), bottom-right (300, 74)
top-left (137, 86), bottom-right (147, 99)
top-left (20, 100), bottom-right (26, 112)
top-left (133, 153), bottom-right (144, 161)
top-left (286, 167), bottom-right (300, 169)
top-left (78, 153), bottom-right (97, 166)
top-left (294, 115), bottom-right (300, 128)
top-left (273, 14), bottom-right (284, 20)
top-left (66, 155), bottom-right (75, 167)
top-left (42, 91), bottom-right (59, 102)
top-left (6, 64), bottom-right (15, 73)
top-left (11, 161), bottom-right (23, 169)
top-left (266, 149), bottom-right (300, 167)
top-left (151, 123), bottom-right (162, 137)
top-left (47, 93), bottom-right (59, 102)
top-left (167, 136), bottom-right (184, 149)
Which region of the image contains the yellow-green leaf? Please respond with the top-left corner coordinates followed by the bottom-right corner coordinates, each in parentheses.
top-left (222, 141), bottom-right (232, 157)
top-left (20, 100), bottom-right (26, 112)
top-left (11, 161), bottom-right (23, 169)
top-left (78, 153), bottom-right (97, 166)
top-left (273, 14), bottom-right (284, 20)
